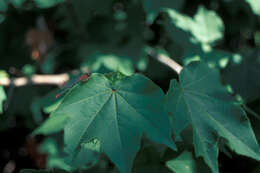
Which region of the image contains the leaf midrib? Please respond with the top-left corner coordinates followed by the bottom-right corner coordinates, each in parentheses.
top-left (181, 92), bottom-right (217, 170)
top-left (182, 71), bottom-right (212, 88)
top-left (76, 93), bottom-right (113, 149)
top-left (112, 93), bottom-right (126, 168)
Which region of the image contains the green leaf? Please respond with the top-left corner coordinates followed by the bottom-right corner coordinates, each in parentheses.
top-left (164, 9), bottom-right (194, 48)
top-left (33, 113), bottom-right (69, 135)
top-left (30, 88), bottom-right (65, 125)
top-left (11, 0), bottom-right (26, 8)
top-left (0, 0), bottom-right (7, 11)
top-left (0, 86), bottom-right (6, 114)
top-left (182, 44), bottom-right (233, 68)
top-left (40, 138), bottom-right (99, 171)
top-left (165, 6), bottom-right (224, 45)
top-left (166, 62), bottom-right (260, 173)
top-left (34, 0), bottom-right (65, 8)
top-left (166, 151), bottom-right (211, 173)
top-left (40, 138), bottom-right (72, 171)
top-left (143, 0), bottom-right (185, 24)
top-left (51, 73), bottom-right (176, 173)
top-left (22, 64), bottom-right (36, 77)
top-left (166, 151), bottom-right (197, 173)
top-left (112, 145), bottom-right (172, 173)
top-left (64, 142), bottom-right (100, 170)
top-left (246, 0), bottom-right (260, 16)
top-left (191, 6), bottom-right (224, 44)
top-left (132, 147), bottom-right (171, 173)
top-left (77, 38), bottom-right (146, 74)
top-left (0, 0), bottom-right (7, 24)
top-left (82, 53), bottom-right (134, 76)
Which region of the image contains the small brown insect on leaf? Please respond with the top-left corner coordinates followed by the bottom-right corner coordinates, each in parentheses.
top-left (55, 73), bottom-right (91, 99)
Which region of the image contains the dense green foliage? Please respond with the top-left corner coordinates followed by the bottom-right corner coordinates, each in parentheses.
top-left (1, 0), bottom-right (260, 173)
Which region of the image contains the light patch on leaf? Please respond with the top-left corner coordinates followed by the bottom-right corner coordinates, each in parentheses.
top-left (246, 0), bottom-right (260, 16)
top-left (165, 6), bottom-right (224, 45)
top-left (166, 151), bottom-right (197, 173)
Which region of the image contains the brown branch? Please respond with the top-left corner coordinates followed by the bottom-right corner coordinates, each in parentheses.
top-left (0, 48), bottom-right (182, 87)
top-left (0, 74), bottom-right (69, 87)
top-left (147, 48), bottom-right (183, 74)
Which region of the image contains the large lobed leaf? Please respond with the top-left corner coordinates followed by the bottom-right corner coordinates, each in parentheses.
top-left (40, 72), bottom-right (175, 173)
top-left (166, 62), bottom-right (260, 173)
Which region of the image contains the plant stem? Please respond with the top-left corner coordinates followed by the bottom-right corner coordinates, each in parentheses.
top-left (146, 47), bottom-right (183, 74)
top-left (0, 48), bottom-right (182, 87)
top-left (0, 74), bottom-right (69, 87)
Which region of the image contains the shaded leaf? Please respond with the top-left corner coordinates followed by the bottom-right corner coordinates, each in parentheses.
top-left (33, 113), bottom-right (69, 135)
top-left (223, 51), bottom-right (260, 102)
top-left (112, 145), bottom-right (172, 173)
top-left (11, 0), bottom-right (26, 8)
top-left (0, 0), bottom-right (7, 23)
top-left (143, 0), bottom-right (185, 24)
top-left (164, 9), bottom-right (193, 48)
top-left (166, 62), bottom-right (260, 173)
top-left (40, 138), bottom-right (99, 171)
top-left (166, 151), bottom-right (211, 173)
top-left (82, 53), bottom-right (134, 75)
top-left (0, 0), bottom-right (7, 11)
top-left (34, 0), bottom-right (65, 8)
top-left (71, 0), bottom-right (112, 25)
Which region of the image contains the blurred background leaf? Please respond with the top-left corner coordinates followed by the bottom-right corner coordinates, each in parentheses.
top-left (0, 86), bottom-right (6, 114)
